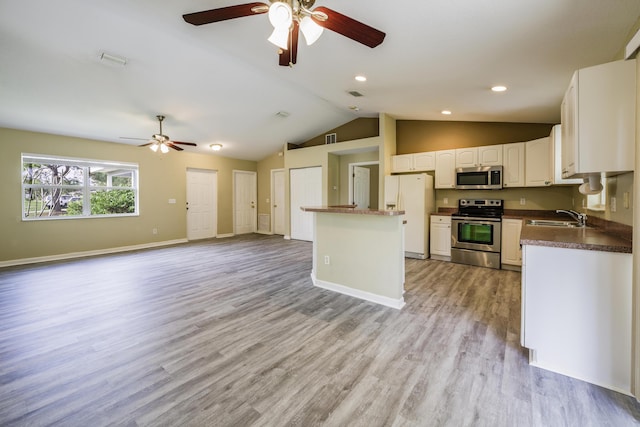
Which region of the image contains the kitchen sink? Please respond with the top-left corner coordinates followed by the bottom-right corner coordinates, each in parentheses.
top-left (525, 219), bottom-right (586, 228)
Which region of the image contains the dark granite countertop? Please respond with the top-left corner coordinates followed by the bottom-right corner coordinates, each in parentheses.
top-left (301, 206), bottom-right (405, 216)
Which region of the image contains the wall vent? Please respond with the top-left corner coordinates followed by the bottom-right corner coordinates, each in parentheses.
top-left (348, 90), bottom-right (363, 97)
top-left (325, 133), bottom-right (337, 144)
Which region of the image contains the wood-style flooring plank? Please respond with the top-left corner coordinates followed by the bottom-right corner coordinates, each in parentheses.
top-left (1, 234), bottom-right (639, 426)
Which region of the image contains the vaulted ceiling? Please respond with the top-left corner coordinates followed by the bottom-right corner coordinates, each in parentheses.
top-left (1, 1), bottom-right (639, 160)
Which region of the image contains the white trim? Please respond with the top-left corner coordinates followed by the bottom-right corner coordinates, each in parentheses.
top-left (284, 235), bottom-right (291, 240)
top-left (256, 230), bottom-right (273, 235)
top-left (270, 168), bottom-right (285, 236)
top-left (0, 239), bottom-right (188, 268)
top-left (625, 27), bottom-right (640, 59)
top-left (311, 273), bottom-right (405, 310)
top-left (215, 233), bottom-right (235, 238)
top-left (347, 161), bottom-right (379, 206)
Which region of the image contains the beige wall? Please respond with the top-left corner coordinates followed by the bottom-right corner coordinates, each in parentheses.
top-left (256, 148), bottom-right (285, 225)
top-left (295, 117), bottom-right (379, 148)
top-left (0, 127), bottom-right (256, 263)
top-left (397, 121), bottom-right (554, 153)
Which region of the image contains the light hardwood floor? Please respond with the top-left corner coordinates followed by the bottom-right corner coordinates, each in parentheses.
top-left (1, 234), bottom-right (639, 426)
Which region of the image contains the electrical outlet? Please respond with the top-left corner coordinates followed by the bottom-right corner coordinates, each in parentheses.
top-left (152, 228), bottom-right (158, 235)
top-left (520, 197), bottom-right (526, 206)
top-left (443, 197), bottom-right (449, 205)
top-left (324, 255), bottom-right (330, 265)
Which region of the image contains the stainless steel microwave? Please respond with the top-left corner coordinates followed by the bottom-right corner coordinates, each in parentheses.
top-left (455, 166), bottom-right (503, 190)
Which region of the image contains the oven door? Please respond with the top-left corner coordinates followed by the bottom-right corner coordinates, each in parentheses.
top-left (451, 217), bottom-right (502, 253)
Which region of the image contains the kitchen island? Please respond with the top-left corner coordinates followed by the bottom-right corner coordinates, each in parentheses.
top-left (301, 206), bottom-right (406, 309)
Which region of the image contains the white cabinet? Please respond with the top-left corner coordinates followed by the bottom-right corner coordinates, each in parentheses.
top-left (561, 59), bottom-right (636, 178)
top-left (501, 219), bottom-right (522, 268)
top-left (455, 145), bottom-right (503, 168)
top-left (430, 215), bottom-right (451, 260)
top-left (525, 137), bottom-right (553, 187)
top-left (435, 150), bottom-right (456, 189)
top-left (550, 125), bottom-right (581, 185)
top-left (391, 152), bottom-right (435, 173)
top-left (502, 143), bottom-right (525, 188)
top-left (521, 244), bottom-right (632, 393)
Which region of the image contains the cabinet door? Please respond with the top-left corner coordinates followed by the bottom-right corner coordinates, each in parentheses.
top-left (413, 152), bottom-right (436, 171)
top-left (501, 219), bottom-right (523, 265)
top-left (430, 216), bottom-right (451, 257)
top-left (435, 150), bottom-right (456, 189)
top-left (502, 143), bottom-right (525, 188)
top-left (551, 125), bottom-right (582, 185)
top-left (391, 154), bottom-right (414, 173)
top-left (478, 146), bottom-right (503, 166)
top-left (525, 137), bottom-right (552, 187)
top-left (561, 75), bottom-right (577, 178)
top-left (455, 148), bottom-right (477, 168)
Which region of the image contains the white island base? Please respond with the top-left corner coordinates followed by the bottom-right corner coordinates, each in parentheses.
top-left (302, 207), bottom-right (406, 309)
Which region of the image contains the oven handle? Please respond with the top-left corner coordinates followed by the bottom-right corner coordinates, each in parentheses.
top-left (452, 217), bottom-right (502, 224)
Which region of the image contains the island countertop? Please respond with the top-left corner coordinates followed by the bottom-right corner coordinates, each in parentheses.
top-left (301, 206), bottom-right (405, 216)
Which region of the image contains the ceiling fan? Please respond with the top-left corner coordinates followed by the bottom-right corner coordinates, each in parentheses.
top-left (121, 115), bottom-right (197, 153)
top-left (182, 0), bottom-right (386, 66)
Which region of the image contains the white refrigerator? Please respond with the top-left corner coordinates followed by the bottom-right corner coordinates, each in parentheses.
top-left (384, 173), bottom-right (435, 259)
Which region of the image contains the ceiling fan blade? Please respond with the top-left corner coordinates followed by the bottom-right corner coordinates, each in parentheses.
top-left (171, 141), bottom-right (198, 147)
top-left (183, 2), bottom-right (268, 26)
top-left (279, 20), bottom-right (299, 66)
top-left (138, 142), bottom-right (153, 147)
top-left (311, 6), bottom-right (386, 48)
top-left (166, 143), bottom-right (184, 151)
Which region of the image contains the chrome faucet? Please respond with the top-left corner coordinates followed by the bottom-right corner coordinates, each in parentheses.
top-left (555, 209), bottom-right (587, 227)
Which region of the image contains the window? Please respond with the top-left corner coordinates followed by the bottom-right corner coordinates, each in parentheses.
top-left (22, 154), bottom-right (139, 220)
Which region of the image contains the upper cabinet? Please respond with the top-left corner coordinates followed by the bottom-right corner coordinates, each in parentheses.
top-left (455, 145), bottom-right (503, 168)
top-left (525, 137), bottom-right (552, 187)
top-left (391, 152), bottom-right (435, 173)
top-left (502, 142), bottom-right (525, 188)
top-left (550, 125), bottom-right (582, 185)
top-left (435, 150), bottom-right (456, 189)
top-left (561, 59), bottom-right (636, 178)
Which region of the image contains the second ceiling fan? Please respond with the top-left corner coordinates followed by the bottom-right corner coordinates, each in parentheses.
top-left (182, 0), bottom-right (386, 66)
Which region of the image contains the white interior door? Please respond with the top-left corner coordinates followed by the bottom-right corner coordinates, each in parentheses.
top-left (233, 170), bottom-right (257, 235)
top-left (353, 166), bottom-right (370, 209)
top-left (290, 167), bottom-right (322, 241)
top-left (272, 169), bottom-right (285, 235)
top-left (186, 169), bottom-right (217, 240)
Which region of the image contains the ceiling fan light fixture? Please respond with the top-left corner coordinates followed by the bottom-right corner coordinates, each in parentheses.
top-left (268, 27), bottom-right (290, 50)
top-left (150, 142), bottom-right (159, 152)
top-left (300, 16), bottom-right (323, 45)
top-left (160, 143), bottom-right (170, 154)
top-left (268, 2), bottom-right (292, 28)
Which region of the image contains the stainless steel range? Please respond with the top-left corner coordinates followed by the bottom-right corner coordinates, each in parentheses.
top-left (451, 199), bottom-right (503, 269)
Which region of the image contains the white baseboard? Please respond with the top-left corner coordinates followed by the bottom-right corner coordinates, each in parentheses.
top-left (0, 239), bottom-right (188, 268)
top-left (311, 273), bottom-right (405, 310)
top-left (256, 231), bottom-right (273, 235)
top-left (216, 233), bottom-right (235, 238)
top-left (284, 235), bottom-right (291, 240)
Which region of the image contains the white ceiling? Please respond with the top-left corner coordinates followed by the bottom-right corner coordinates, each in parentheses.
top-left (1, 0), bottom-right (639, 161)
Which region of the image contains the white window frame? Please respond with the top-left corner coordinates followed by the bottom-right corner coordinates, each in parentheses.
top-left (22, 153), bottom-right (139, 221)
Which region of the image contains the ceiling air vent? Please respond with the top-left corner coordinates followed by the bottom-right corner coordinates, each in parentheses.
top-left (348, 90), bottom-right (363, 97)
top-left (325, 133), bottom-right (337, 144)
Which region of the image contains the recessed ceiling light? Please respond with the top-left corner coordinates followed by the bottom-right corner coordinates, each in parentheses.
top-left (355, 75), bottom-right (367, 82)
top-left (209, 143), bottom-right (222, 151)
top-left (491, 85), bottom-right (507, 92)
top-left (441, 110), bottom-right (452, 115)
top-left (349, 106), bottom-right (360, 111)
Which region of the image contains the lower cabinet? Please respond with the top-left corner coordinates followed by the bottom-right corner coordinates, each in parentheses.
top-left (501, 218), bottom-right (523, 269)
top-left (521, 244), bottom-right (632, 394)
top-left (430, 215), bottom-right (451, 260)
